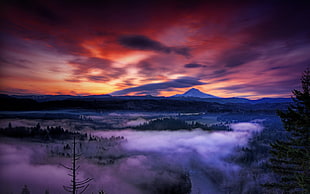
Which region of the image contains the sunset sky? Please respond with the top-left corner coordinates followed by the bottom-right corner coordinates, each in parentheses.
top-left (0, 0), bottom-right (309, 99)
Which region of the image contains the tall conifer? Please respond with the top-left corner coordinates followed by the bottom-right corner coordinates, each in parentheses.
top-left (265, 69), bottom-right (310, 193)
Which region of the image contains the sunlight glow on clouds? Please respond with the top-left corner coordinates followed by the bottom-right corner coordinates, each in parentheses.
top-left (0, 0), bottom-right (309, 98)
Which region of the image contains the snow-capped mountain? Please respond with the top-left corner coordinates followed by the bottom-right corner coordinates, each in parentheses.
top-left (172, 88), bottom-right (219, 98)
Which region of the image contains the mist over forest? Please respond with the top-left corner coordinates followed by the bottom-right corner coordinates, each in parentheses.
top-left (0, 103), bottom-right (286, 194)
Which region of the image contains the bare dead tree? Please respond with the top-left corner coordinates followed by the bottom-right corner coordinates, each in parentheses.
top-left (62, 136), bottom-right (93, 194)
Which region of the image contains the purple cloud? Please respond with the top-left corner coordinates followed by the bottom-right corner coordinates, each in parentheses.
top-left (118, 35), bottom-right (190, 57)
top-left (111, 77), bottom-right (207, 96)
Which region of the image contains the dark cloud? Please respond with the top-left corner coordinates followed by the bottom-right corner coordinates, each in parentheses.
top-left (216, 78), bottom-right (231, 82)
top-left (247, 2), bottom-right (310, 44)
top-left (115, 79), bottom-right (136, 89)
top-left (87, 75), bottom-right (109, 82)
top-left (118, 35), bottom-right (190, 57)
top-left (197, 69), bottom-right (236, 80)
top-left (135, 91), bottom-right (160, 96)
top-left (136, 60), bottom-right (172, 79)
top-left (135, 56), bottom-right (186, 79)
top-left (213, 69), bottom-right (226, 74)
top-left (184, 63), bottom-right (206, 68)
top-left (219, 48), bottom-right (260, 68)
top-left (67, 57), bottom-right (126, 83)
top-left (49, 37), bottom-right (91, 56)
top-left (267, 66), bottom-right (288, 71)
top-left (173, 47), bottom-right (191, 57)
top-left (219, 78), bottom-right (300, 96)
top-left (64, 79), bottom-right (81, 83)
top-left (111, 77), bottom-right (206, 95)
top-left (0, 88), bottom-right (39, 95)
top-left (118, 35), bottom-right (166, 51)
top-left (1, 30), bottom-right (90, 56)
top-left (70, 57), bottom-right (111, 68)
top-left (209, 2), bottom-right (310, 69)
top-left (223, 2), bottom-right (310, 66)
top-left (0, 56), bottom-right (30, 69)
top-left (137, 61), bottom-right (157, 73)
top-left (69, 57), bottom-right (112, 75)
top-left (2, 0), bottom-right (62, 25)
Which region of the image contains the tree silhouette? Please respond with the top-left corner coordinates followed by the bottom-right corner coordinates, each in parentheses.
top-left (21, 185), bottom-right (30, 194)
top-left (62, 137), bottom-right (93, 194)
top-left (264, 69), bottom-right (310, 193)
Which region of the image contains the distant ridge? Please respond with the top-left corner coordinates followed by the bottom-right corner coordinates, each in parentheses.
top-left (172, 88), bottom-right (219, 98)
top-left (11, 94), bottom-right (111, 102)
top-left (1, 92), bottom-right (292, 104)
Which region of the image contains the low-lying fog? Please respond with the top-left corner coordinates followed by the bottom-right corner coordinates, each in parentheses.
top-left (0, 120), bottom-right (263, 194)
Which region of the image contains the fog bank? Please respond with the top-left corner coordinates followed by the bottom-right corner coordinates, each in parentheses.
top-left (0, 122), bottom-right (263, 194)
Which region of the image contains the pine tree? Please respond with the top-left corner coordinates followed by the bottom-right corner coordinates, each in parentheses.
top-left (265, 69), bottom-right (310, 193)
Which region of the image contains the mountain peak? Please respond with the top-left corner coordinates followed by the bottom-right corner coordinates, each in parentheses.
top-left (184, 88), bottom-right (201, 94)
top-left (172, 88), bottom-right (219, 98)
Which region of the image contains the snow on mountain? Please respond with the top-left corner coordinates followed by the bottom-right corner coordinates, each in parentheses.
top-left (172, 88), bottom-right (219, 98)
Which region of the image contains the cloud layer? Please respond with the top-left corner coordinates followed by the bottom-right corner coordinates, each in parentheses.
top-left (111, 77), bottom-right (206, 96)
top-left (0, 1), bottom-right (309, 98)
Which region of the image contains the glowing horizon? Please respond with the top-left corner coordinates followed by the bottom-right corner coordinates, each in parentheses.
top-left (1, 1), bottom-right (309, 99)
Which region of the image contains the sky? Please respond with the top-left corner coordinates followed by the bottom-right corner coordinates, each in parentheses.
top-left (0, 0), bottom-right (309, 99)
